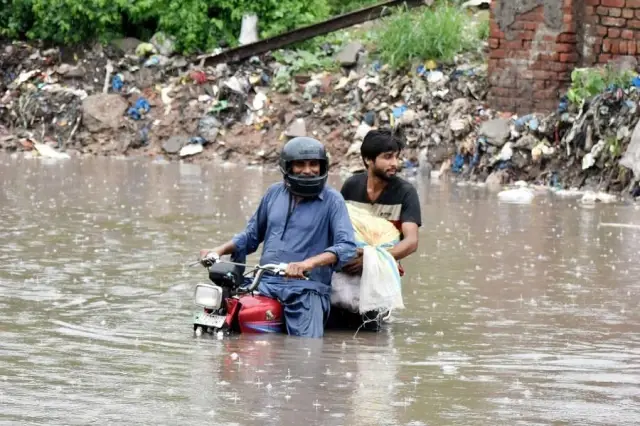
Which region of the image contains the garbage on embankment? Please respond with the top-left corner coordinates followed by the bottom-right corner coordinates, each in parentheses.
top-left (0, 11), bottom-right (639, 198)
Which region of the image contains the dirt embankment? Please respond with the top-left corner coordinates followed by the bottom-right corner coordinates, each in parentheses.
top-left (1, 39), bottom-right (640, 196)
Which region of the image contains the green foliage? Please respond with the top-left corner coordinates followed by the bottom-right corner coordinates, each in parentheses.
top-left (326, 0), bottom-right (378, 14)
top-left (28, 0), bottom-right (122, 44)
top-left (372, 2), bottom-right (478, 69)
top-left (273, 49), bottom-right (336, 74)
top-left (606, 135), bottom-right (622, 158)
top-left (0, 0), bottom-right (372, 54)
top-left (567, 65), bottom-right (635, 105)
top-left (475, 12), bottom-right (489, 40)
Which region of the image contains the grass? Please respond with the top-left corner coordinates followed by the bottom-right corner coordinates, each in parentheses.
top-left (269, 0), bottom-right (490, 90)
top-left (475, 11), bottom-right (490, 40)
top-left (372, 1), bottom-right (483, 69)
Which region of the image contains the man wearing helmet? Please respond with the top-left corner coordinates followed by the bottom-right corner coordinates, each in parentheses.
top-left (200, 137), bottom-right (357, 338)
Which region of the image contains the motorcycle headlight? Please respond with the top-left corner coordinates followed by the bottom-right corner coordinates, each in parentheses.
top-left (194, 284), bottom-right (223, 309)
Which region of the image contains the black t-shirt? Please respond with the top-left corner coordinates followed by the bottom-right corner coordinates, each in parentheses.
top-left (340, 172), bottom-right (422, 231)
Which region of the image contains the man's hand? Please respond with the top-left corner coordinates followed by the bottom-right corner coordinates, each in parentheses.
top-left (285, 260), bottom-right (313, 279)
top-left (342, 247), bottom-right (364, 275)
top-left (199, 249), bottom-right (220, 266)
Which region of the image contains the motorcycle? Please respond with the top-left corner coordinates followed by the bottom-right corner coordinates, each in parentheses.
top-left (190, 258), bottom-right (308, 337)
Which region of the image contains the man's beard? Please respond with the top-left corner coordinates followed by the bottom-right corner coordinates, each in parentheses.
top-left (372, 166), bottom-right (395, 181)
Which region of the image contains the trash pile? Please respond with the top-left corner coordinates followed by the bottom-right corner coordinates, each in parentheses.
top-left (0, 35), bottom-right (490, 164)
top-left (1, 34), bottom-right (639, 196)
top-left (455, 83), bottom-right (640, 195)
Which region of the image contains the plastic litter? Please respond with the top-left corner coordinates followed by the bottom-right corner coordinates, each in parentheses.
top-left (127, 97), bottom-right (151, 120)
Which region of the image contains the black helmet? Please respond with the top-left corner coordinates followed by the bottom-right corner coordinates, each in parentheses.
top-left (279, 137), bottom-right (329, 198)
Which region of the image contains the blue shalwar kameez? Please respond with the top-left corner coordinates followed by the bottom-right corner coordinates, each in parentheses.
top-left (230, 182), bottom-right (356, 338)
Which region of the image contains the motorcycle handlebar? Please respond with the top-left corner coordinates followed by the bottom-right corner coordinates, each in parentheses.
top-left (189, 259), bottom-right (311, 292)
top-left (244, 263), bottom-right (310, 292)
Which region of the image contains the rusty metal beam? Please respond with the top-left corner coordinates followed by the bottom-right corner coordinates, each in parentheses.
top-left (196, 0), bottom-right (432, 66)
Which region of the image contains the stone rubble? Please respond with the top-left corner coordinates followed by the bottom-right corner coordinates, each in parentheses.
top-left (1, 35), bottom-right (640, 197)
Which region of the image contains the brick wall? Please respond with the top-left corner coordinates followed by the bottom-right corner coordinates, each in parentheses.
top-left (487, 0), bottom-right (640, 114)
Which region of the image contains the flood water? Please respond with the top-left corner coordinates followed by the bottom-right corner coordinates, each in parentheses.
top-left (1, 155), bottom-right (640, 426)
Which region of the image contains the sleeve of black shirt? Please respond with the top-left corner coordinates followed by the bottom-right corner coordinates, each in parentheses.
top-left (401, 185), bottom-right (422, 227)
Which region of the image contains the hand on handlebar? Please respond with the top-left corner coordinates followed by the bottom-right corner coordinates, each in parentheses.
top-left (284, 261), bottom-right (312, 279)
top-left (199, 249), bottom-right (220, 267)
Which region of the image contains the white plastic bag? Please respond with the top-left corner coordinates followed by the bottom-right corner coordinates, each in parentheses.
top-left (238, 14), bottom-right (259, 46)
top-left (330, 202), bottom-right (405, 314)
top-left (330, 272), bottom-right (360, 312)
top-left (358, 246), bottom-right (404, 313)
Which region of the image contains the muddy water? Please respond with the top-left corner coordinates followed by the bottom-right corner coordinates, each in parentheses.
top-left (1, 155), bottom-right (639, 426)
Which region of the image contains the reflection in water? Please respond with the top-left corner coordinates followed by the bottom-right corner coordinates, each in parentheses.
top-left (1, 155), bottom-right (639, 425)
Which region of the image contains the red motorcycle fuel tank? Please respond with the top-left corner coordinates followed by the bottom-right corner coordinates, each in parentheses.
top-left (231, 294), bottom-right (284, 334)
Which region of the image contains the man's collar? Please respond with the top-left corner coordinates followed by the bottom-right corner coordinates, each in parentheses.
top-left (286, 187), bottom-right (325, 200)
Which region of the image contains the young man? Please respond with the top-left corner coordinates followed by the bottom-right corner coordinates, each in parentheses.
top-left (200, 137), bottom-right (357, 338)
top-left (327, 128), bottom-right (422, 331)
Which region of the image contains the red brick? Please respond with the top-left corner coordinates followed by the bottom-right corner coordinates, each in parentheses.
top-left (620, 40), bottom-right (629, 53)
top-left (629, 40), bottom-right (637, 54)
top-left (490, 28), bottom-right (505, 38)
top-left (523, 22), bottom-right (539, 30)
top-left (636, 10), bottom-right (640, 18)
top-left (627, 0), bottom-right (640, 7)
top-left (597, 25), bottom-right (608, 35)
top-left (558, 33), bottom-right (577, 43)
top-left (489, 38), bottom-right (500, 48)
top-left (602, 0), bottom-right (624, 6)
top-left (538, 52), bottom-right (560, 62)
top-left (555, 43), bottom-right (574, 52)
top-left (518, 30), bottom-right (535, 40)
top-left (586, 5), bottom-right (596, 15)
top-left (603, 39), bottom-right (612, 52)
top-left (599, 54), bottom-right (612, 62)
top-left (586, 0), bottom-right (601, 5)
top-left (556, 72), bottom-right (573, 82)
top-left (503, 40), bottom-right (523, 49)
top-left (564, 0), bottom-right (573, 7)
top-left (593, 41), bottom-right (602, 53)
top-left (490, 49), bottom-right (506, 59)
top-left (596, 5), bottom-right (610, 14)
top-left (491, 87), bottom-right (511, 97)
top-left (563, 14), bottom-right (574, 24)
top-left (534, 89), bottom-right (558, 100)
top-left (546, 79), bottom-right (561, 89)
top-left (609, 27), bottom-right (622, 36)
top-left (601, 16), bottom-right (626, 25)
top-left (565, 22), bottom-right (577, 32)
top-left (622, 29), bottom-right (634, 38)
top-left (612, 40), bottom-right (620, 53)
top-left (531, 61), bottom-right (550, 71)
top-left (549, 62), bottom-right (569, 72)
top-left (533, 80), bottom-right (546, 90)
top-left (629, 19), bottom-right (640, 27)
top-left (533, 70), bottom-right (554, 80)
top-left (559, 53), bottom-right (579, 63)
top-left (610, 8), bottom-right (623, 17)
top-left (623, 8), bottom-right (634, 18)
top-left (523, 40), bottom-right (532, 49)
